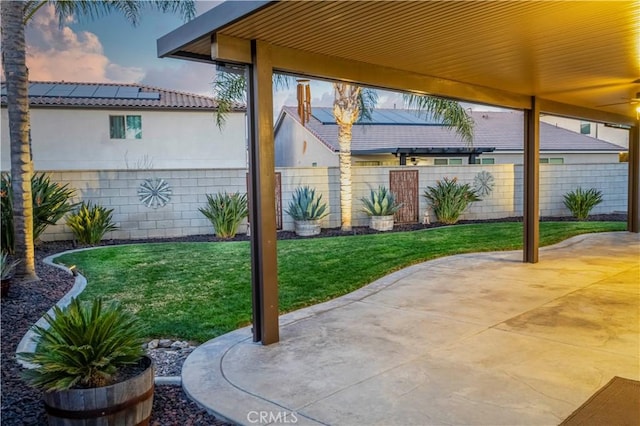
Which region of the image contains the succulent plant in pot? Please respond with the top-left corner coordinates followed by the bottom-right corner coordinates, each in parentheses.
top-left (18, 297), bottom-right (154, 425)
top-left (285, 186), bottom-right (329, 236)
top-left (361, 186), bottom-right (402, 231)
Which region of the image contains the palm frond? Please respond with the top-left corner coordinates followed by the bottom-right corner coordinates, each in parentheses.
top-left (273, 73), bottom-right (295, 91)
top-left (17, 297), bottom-right (145, 391)
top-left (213, 71), bottom-right (247, 129)
top-left (403, 94), bottom-right (474, 145)
top-left (47, 0), bottom-right (195, 27)
top-left (357, 88), bottom-right (379, 122)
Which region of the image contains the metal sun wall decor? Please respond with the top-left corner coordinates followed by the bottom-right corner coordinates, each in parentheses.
top-left (138, 178), bottom-right (172, 208)
top-left (473, 171), bottom-right (495, 198)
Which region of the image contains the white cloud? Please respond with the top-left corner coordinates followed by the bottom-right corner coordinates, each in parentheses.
top-left (15, 5), bottom-right (145, 83)
top-left (142, 62), bottom-right (216, 95)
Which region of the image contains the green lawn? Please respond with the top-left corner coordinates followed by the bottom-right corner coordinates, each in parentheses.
top-left (55, 221), bottom-right (625, 343)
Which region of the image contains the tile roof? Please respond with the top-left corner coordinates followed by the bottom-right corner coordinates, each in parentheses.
top-left (280, 107), bottom-right (626, 153)
top-left (0, 81), bottom-right (245, 111)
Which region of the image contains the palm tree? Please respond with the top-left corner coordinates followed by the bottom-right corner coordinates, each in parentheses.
top-left (213, 72), bottom-right (474, 231)
top-left (1, 1), bottom-right (195, 281)
top-left (333, 83), bottom-right (362, 232)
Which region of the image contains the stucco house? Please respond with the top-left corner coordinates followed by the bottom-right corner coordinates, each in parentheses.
top-left (275, 107), bottom-right (626, 167)
top-left (1, 81), bottom-right (246, 171)
top-left (539, 115), bottom-right (629, 149)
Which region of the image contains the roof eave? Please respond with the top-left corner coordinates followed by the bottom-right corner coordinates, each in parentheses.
top-left (157, 1), bottom-right (274, 61)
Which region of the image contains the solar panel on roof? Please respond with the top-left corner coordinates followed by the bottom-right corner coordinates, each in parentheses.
top-left (370, 110), bottom-right (401, 123)
top-left (114, 87), bottom-right (140, 99)
top-left (311, 107), bottom-right (442, 125)
top-left (28, 83), bottom-right (56, 96)
top-left (93, 85), bottom-right (118, 98)
top-left (379, 110), bottom-right (415, 124)
top-left (137, 92), bottom-right (160, 100)
top-left (69, 85), bottom-right (98, 98)
top-left (311, 108), bottom-right (336, 124)
top-left (47, 85), bottom-right (75, 97)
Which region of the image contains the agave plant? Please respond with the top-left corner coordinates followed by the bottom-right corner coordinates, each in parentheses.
top-left (361, 186), bottom-right (402, 216)
top-left (66, 202), bottom-right (118, 245)
top-left (285, 186), bottom-right (329, 221)
top-left (18, 297), bottom-right (145, 391)
top-left (563, 187), bottom-right (603, 220)
top-left (423, 177), bottom-right (481, 224)
top-left (1, 173), bottom-right (76, 253)
top-left (198, 192), bottom-right (249, 239)
top-left (1, 252), bottom-right (19, 281)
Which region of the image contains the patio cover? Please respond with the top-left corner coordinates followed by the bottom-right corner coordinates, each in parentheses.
top-left (158, 1), bottom-right (639, 344)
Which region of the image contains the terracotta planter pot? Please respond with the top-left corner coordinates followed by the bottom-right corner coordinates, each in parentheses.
top-left (370, 215), bottom-right (395, 231)
top-left (294, 219), bottom-right (321, 237)
top-left (43, 356), bottom-right (154, 425)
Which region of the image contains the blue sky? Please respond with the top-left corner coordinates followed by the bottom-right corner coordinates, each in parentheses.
top-left (12, 1), bottom-right (496, 113)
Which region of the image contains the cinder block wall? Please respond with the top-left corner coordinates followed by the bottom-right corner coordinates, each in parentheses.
top-left (40, 163), bottom-right (628, 241)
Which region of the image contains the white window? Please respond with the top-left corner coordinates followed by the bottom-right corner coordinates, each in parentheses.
top-left (474, 158), bottom-right (495, 165)
top-left (355, 160), bottom-right (381, 166)
top-left (110, 115), bottom-right (142, 139)
top-left (580, 122), bottom-right (591, 135)
top-left (434, 158), bottom-right (463, 165)
top-left (540, 157), bottom-right (564, 164)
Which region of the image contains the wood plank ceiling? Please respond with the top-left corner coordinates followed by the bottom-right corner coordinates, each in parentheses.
top-left (178, 1), bottom-right (639, 122)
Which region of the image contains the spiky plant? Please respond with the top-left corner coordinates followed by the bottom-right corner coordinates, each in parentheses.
top-left (199, 192), bottom-right (249, 238)
top-left (361, 186), bottom-right (402, 216)
top-left (1, 173), bottom-right (77, 253)
top-left (66, 202), bottom-right (118, 245)
top-left (285, 186), bottom-right (329, 221)
top-left (423, 177), bottom-right (481, 224)
top-left (563, 187), bottom-right (603, 220)
top-left (18, 297), bottom-right (145, 391)
top-left (1, 252), bottom-right (20, 281)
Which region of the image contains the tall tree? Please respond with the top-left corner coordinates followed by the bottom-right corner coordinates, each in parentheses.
top-left (1, 1), bottom-right (195, 281)
top-left (333, 83), bottom-right (361, 232)
top-left (213, 72), bottom-right (474, 231)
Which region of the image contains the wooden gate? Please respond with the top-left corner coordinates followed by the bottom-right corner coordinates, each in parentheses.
top-left (247, 172), bottom-right (282, 230)
top-left (390, 170), bottom-right (419, 223)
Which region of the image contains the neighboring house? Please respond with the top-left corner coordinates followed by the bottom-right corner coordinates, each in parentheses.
top-left (0, 81), bottom-right (246, 171)
top-left (275, 107), bottom-right (627, 167)
top-left (540, 115), bottom-right (629, 149)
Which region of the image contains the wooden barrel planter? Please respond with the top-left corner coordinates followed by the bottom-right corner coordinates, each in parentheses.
top-left (43, 356), bottom-right (154, 425)
top-left (370, 215), bottom-right (394, 231)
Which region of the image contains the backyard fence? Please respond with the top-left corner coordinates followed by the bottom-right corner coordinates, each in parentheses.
top-left (40, 163), bottom-right (628, 241)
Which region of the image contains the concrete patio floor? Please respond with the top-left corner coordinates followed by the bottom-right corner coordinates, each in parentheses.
top-left (182, 231), bottom-right (640, 426)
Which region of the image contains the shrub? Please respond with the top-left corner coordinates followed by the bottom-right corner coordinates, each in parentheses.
top-left (66, 202), bottom-right (118, 245)
top-left (285, 186), bottom-right (329, 221)
top-left (423, 177), bottom-right (481, 224)
top-left (563, 187), bottom-right (603, 220)
top-left (361, 186), bottom-right (402, 216)
top-left (1, 173), bottom-right (76, 253)
top-left (1, 252), bottom-right (19, 280)
top-left (18, 297), bottom-right (145, 391)
top-left (199, 192), bottom-right (248, 238)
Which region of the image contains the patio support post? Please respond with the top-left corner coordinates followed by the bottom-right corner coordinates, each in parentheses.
top-left (523, 97), bottom-right (540, 263)
top-left (247, 40), bottom-right (279, 344)
top-left (628, 124), bottom-right (639, 232)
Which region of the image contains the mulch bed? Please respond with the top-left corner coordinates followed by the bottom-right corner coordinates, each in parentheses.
top-left (1, 214), bottom-right (626, 424)
top-left (1, 252), bottom-right (229, 425)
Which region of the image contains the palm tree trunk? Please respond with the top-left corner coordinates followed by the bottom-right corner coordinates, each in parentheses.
top-left (1, 1), bottom-right (39, 281)
top-left (333, 83), bottom-right (361, 232)
top-left (337, 124), bottom-right (353, 231)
